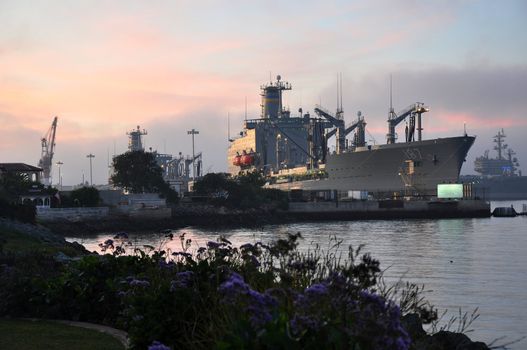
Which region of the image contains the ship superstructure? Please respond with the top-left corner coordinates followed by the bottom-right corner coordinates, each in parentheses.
top-left (228, 75), bottom-right (475, 196)
top-left (228, 75), bottom-right (367, 175)
top-left (474, 129), bottom-right (519, 176)
top-left (117, 125), bottom-right (203, 194)
top-left (461, 130), bottom-right (526, 199)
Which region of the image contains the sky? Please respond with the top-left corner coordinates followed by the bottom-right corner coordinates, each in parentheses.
top-left (1, 0), bottom-right (526, 185)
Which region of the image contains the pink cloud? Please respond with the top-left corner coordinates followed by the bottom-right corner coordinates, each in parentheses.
top-left (436, 111), bottom-right (525, 129)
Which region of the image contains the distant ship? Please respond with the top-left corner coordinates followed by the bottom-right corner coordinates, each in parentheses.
top-left (228, 75), bottom-right (475, 196)
top-left (461, 130), bottom-right (527, 200)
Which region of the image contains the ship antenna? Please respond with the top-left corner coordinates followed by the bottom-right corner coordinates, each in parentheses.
top-left (389, 74), bottom-right (394, 116)
top-left (244, 96), bottom-right (247, 121)
top-left (227, 112), bottom-right (231, 142)
top-left (336, 73), bottom-right (339, 113)
top-left (340, 72), bottom-right (343, 112)
top-left (464, 121), bottom-right (467, 136)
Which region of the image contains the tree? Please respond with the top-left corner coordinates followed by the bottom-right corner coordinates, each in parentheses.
top-left (111, 151), bottom-right (166, 193)
top-left (69, 187), bottom-right (100, 207)
top-left (111, 151), bottom-right (179, 203)
top-left (193, 172), bottom-right (287, 209)
top-left (0, 172), bottom-right (44, 223)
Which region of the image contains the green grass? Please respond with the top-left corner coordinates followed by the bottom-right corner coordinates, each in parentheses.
top-left (0, 229), bottom-right (43, 253)
top-left (0, 226), bottom-right (85, 256)
top-left (0, 319), bottom-right (125, 350)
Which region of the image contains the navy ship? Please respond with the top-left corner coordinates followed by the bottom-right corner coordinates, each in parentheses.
top-left (228, 75), bottom-right (475, 197)
top-left (461, 130), bottom-right (527, 199)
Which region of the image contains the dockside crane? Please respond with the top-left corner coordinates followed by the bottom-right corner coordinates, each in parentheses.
top-left (314, 105), bottom-right (346, 154)
top-left (386, 103), bottom-right (429, 144)
top-left (38, 116), bottom-right (58, 186)
top-left (314, 105), bottom-right (367, 155)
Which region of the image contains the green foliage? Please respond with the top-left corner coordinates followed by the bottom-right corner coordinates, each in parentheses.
top-left (0, 199), bottom-right (36, 223)
top-left (67, 186), bottom-right (100, 207)
top-left (0, 173), bottom-right (38, 222)
top-left (111, 151), bottom-right (178, 203)
top-left (0, 232), bottom-right (441, 350)
top-left (193, 171), bottom-right (288, 209)
top-left (111, 151), bottom-right (165, 194)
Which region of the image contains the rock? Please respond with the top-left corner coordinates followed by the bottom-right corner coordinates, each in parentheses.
top-left (54, 251), bottom-right (72, 263)
top-left (402, 313), bottom-right (427, 340)
top-left (413, 331), bottom-right (489, 350)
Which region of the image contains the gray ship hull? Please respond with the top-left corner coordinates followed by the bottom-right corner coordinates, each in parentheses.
top-left (270, 136), bottom-right (475, 194)
top-left (461, 175), bottom-right (527, 200)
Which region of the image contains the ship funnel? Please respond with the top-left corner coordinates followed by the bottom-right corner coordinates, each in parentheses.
top-left (260, 75), bottom-right (291, 119)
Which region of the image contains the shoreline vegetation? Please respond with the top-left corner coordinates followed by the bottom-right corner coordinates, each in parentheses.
top-left (0, 218), bottom-right (500, 350)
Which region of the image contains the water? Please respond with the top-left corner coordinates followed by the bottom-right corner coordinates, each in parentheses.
top-left (66, 200), bottom-right (527, 348)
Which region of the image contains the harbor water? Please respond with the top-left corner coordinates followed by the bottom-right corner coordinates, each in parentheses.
top-left (66, 200), bottom-right (527, 348)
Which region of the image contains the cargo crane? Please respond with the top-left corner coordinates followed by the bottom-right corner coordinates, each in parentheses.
top-left (38, 117), bottom-right (58, 186)
top-left (314, 105), bottom-right (346, 154)
top-left (162, 152), bottom-right (203, 179)
top-left (322, 112), bottom-right (367, 149)
top-left (386, 102), bottom-right (429, 144)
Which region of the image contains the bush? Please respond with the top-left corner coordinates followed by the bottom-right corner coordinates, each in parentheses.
top-left (193, 172), bottom-right (288, 210)
top-left (68, 186), bottom-right (101, 207)
top-left (0, 198), bottom-right (36, 223)
top-left (0, 232), bottom-right (439, 349)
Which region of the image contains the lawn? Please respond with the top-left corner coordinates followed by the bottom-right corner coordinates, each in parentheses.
top-left (0, 319), bottom-right (125, 350)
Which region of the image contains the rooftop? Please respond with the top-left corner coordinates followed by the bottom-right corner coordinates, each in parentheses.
top-left (0, 163), bottom-right (43, 172)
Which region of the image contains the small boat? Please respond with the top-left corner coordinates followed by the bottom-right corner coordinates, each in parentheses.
top-left (492, 207), bottom-right (517, 217)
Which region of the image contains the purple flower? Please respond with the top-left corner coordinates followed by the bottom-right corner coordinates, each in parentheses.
top-left (207, 241), bottom-right (221, 249)
top-left (98, 239), bottom-right (114, 251)
top-left (158, 260), bottom-right (175, 269)
top-left (305, 283), bottom-right (328, 296)
top-left (148, 341), bottom-right (171, 350)
top-left (113, 232), bottom-right (129, 239)
top-left (129, 279), bottom-right (150, 287)
top-left (171, 252), bottom-right (192, 259)
top-left (239, 243), bottom-right (253, 250)
top-left (219, 272), bottom-right (249, 300)
top-left (170, 271), bottom-right (195, 291)
top-left (219, 272), bottom-right (277, 329)
top-left (352, 290), bottom-right (410, 350)
top-left (243, 254), bottom-right (260, 267)
top-left (290, 315), bottom-right (322, 335)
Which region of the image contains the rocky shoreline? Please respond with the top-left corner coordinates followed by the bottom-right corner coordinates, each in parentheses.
top-left (42, 206), bottom-right (293, 235)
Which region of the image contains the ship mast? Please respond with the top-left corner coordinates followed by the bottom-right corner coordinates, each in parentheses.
top-left (493, 129), bottom-right (507, 160)
top-left (127, 126), bottom-right (147, 152)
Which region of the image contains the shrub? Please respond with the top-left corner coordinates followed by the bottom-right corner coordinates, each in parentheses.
top-left (1, 232), bottom-right (437, 349)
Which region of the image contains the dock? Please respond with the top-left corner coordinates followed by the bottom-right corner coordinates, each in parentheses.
top-left (287, 199), bottom-right (490, 220)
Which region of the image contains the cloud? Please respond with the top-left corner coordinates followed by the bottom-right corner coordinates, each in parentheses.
top-left (1, 0), bottom-right (526, 181)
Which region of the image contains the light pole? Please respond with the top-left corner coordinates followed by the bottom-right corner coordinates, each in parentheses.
top-left (86, 154), bottom-right (95, 186)
top-left (187, 129), bottom-right (199, 181)
top-left (56, 161), bottom-right (63, 190)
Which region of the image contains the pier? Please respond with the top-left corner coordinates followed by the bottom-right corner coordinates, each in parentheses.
top-left (287, 199), bottom-right (490, 220)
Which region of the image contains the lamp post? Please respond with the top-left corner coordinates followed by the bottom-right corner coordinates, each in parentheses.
top-left (56, 161), bottom-right (63, 190)
top-left (86, 154), bottom-right (95, 186)
top-left (187, 129), bottom-right (199, 181)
